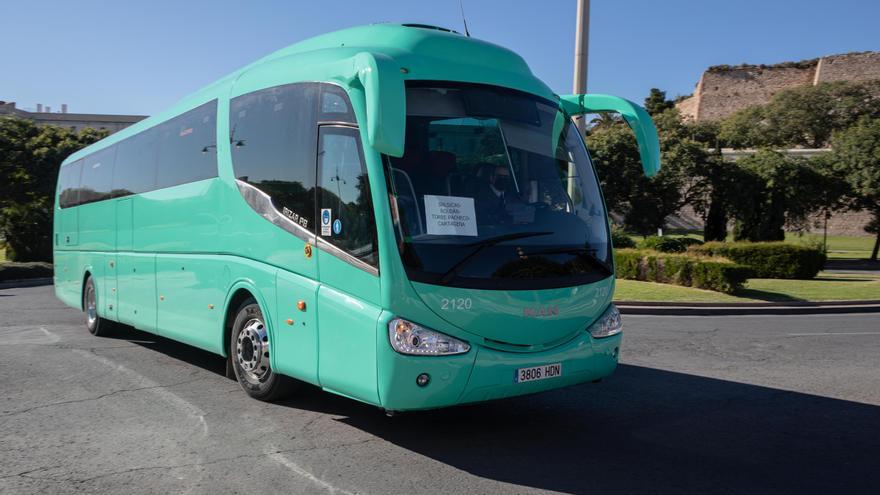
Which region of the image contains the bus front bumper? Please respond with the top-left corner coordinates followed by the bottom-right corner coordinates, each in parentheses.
top-left (376, 328), bottom-right (621, 412)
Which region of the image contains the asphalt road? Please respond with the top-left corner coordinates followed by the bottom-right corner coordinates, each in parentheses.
top-left (1, 285), bottom-right (878, 494)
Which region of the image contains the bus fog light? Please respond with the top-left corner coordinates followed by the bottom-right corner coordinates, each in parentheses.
top-left (388, 318), bottom-right (470, 356)
top-left (589, 305), bottom-right (622, 338)
top-left (416, 373), bottom-right (430, 387)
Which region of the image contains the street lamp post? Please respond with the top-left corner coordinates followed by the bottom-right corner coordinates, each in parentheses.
top-left (572, 0), bottom-right (590, 136)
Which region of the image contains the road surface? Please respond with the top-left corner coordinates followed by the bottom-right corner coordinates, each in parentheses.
top-left (1, 285), bottom-right (878, 494)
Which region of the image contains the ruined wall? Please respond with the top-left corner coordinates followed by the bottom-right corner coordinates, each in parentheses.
top-left (676, 51), bottom-right (880, 121)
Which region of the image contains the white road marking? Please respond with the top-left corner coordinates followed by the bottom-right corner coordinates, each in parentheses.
top-left (786, 332), bottom-right (880, 336)
top-left (269, 452), bottom-right (355, 495)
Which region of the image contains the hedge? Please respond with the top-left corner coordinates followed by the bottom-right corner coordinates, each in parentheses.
top-left (0, 262), bottom-right (54, 281)
top-left (614, 249), bottom-right (751, 293)
top-left (639, 236), bottom-right (703, 253)
top-left (688, 242), bottom-right (825, 279)
top-left (610, 227), bottom-right (637, 249)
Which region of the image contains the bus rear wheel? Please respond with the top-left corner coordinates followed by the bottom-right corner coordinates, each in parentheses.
top-left (230, 299), bottom-right (298, 401)
top-left (83, 276), bottom-right (112, 337)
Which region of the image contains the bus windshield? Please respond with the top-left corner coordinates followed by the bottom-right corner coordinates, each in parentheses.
top-left (385, 83), bottom-right (611, 290)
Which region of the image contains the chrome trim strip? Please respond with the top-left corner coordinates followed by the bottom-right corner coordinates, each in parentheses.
top-left (235, 179), bottom-right (314, 243)
top-left (315, 237), bottom-right (379, 277)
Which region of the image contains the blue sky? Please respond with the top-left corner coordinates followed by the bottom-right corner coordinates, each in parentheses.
top-left (2, 0), bottom-right (878, 116)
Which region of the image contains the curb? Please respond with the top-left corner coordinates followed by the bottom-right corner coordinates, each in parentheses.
top-left (617, 300), bottom-right (880, 316)
top-left (0, 278), bottom-right (54, 290)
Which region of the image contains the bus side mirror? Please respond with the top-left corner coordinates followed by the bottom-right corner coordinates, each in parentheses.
top-left (560, 94), bottom-right (661, 177)
top-left (353, 52), bottom-right (406, 158)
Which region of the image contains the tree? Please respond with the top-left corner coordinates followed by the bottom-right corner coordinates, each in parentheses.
top-left (718, 105), bottom-right (769, 149)
top-left (830, 117), bottom-right (880, 260)
top-left (644, 88), bottom-right (674, 116)
top-left (719, 81), bottom-right (880, 149)
top-left (586, 108), bottom-right (695, 236)
top-left (730, 150), bottom-right (827, 241)
top-left (0, 117), bottom-right (106, 261)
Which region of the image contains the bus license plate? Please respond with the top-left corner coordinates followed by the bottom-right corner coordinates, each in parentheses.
top-left (514, 363), bottom-right (562, 383)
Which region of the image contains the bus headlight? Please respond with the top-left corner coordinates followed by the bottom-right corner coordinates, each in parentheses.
top-left (388, 318), bottom-right (470, 356)
top-left (588, 304), bottom-right (622, 338)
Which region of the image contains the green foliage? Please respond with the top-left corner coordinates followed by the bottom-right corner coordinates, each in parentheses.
top-left (613, 248), bottom-right (750, 293)
top-left (829, 116), bottom-right (880, 260)
top-left (730, 149), bottom-right (829, 241)
top-left (640, 236), bottom-right (688, 253)
top-left (610, 225), bottom-right (637, 249)
top-left (0, 261), bottom-right (54, 281)
top-left (718, 81), bottom-right (880, 149)
top-left (689, 241), bottom-right (826, 279)
top-left (644, 88), bottom-right (674, 116)
top-left (587, 104), bottom-right (710, 236)
top-left (0, 117), bottom-right (106, 262)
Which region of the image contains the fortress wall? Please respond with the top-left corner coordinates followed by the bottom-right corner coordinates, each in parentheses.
top-left (675, 51), bottom-right (880, 122)
top-left (815, 52), bottom-right (880, 84)
top-left (694, 65), bottom-right (816, 121)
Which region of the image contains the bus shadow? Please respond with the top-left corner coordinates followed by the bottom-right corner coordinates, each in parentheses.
top-left (111, 326), bottom-right (879, 493)
top-left (285, 364), bottom-right (880, 494)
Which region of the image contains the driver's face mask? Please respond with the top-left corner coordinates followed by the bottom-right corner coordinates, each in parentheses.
top-left (494, 174), bottom-right (511, 192)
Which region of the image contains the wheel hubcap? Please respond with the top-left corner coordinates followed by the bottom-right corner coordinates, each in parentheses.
top-left (236, 318), bottom-right (270, 383)
top-left (86, 285), bottom-right (97, 328)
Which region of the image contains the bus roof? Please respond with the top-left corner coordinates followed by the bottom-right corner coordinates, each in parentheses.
top-left (63, 23), bottom-right (555, 165)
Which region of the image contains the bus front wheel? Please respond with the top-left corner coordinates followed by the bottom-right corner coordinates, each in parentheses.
top-left (229, 299), bottom-right (298, 401)
top-left (83, 276), bottom-right (112, 337)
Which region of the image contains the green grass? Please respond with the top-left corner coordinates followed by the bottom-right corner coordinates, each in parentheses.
top-left (614, 279), bottom-right (757, 302)
top-left (0, 245), bottom-right (6, 263)
top-left (784, 233), bottom-right (875, 260)
top-left (614, 272), bottom-right (880, 303)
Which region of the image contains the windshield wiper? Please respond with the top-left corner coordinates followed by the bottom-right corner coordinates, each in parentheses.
top-left (522, 246), bottom-right (612, 276)
top-left (439, 231), bottom-right (552, 284)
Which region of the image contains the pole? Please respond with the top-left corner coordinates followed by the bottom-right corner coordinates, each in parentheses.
top-left (573, 0), bottom-right (590, 136)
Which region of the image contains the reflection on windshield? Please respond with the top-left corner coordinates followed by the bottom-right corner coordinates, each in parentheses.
top-left (385, 83), bottom-right (610, 290)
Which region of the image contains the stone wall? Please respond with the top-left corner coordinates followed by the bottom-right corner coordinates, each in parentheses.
top-left (676, 51), bottom-right (880, 121)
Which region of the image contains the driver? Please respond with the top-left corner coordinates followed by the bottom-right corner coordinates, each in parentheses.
top-left (475, 164), bottom-right (513, 224)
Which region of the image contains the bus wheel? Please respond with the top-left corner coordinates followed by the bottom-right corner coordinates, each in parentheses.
top-left (83, 276), bottom-right (112, 337)
top-left (230, 299), bottom-right (298, 401)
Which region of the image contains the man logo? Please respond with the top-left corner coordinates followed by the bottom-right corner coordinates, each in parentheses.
top-left (523, 305), bottom-right (560, 318)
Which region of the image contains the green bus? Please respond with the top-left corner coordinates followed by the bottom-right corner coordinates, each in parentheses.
top-left (54, 24), bottom-right (660, 412)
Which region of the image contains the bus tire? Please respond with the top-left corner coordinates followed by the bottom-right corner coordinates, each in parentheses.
top-left (230, 298), bottom-right (298, 401)
top-left (83, 276), bottom-right (112, 337)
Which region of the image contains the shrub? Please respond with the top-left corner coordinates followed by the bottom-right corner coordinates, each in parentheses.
top-left (0, 261), bottom-right (54, 281)
top-left (610, 226), bottom-right (637, 249)
top-left (613, 249), bottom-right (642, 279)
top-left (614, 249), bottom-right (750, 293)
top-left (689, 241), bottom-right (825, 279)
top-left (640, 236), bottom-right (686, 253)
top-left (691, 261), bottom-right (751, 293)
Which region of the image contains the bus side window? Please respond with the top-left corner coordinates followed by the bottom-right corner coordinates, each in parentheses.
top-left (114, 127), bottom-right (159, 196)
top-left (155, 100), bottom-right (218, 189)
top-left (80, 145), bottom-right (117, 205)
top-left (230, 83), bottom-right (319, 233)
top-left (316, 126), bottom-right (378, 268)
top-left (59, 160), bottom-right (84, 208)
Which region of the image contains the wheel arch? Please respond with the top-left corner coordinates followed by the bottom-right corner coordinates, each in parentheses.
top-left (80, 268), bottom-right (94, 311)
top-left (221, 280), bottom-right (274, 358)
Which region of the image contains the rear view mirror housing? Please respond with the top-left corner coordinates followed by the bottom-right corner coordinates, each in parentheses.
top-left (560, 94), bottom-right (661, 177)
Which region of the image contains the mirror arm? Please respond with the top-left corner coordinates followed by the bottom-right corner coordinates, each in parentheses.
top-left (560, 94), bottom-right (661, 177)
top-left (348, 52), bottom-right (406, 158)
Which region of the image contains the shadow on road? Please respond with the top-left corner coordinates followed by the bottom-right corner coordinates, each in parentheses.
top-left (114, 327), bottom-right (879, 494)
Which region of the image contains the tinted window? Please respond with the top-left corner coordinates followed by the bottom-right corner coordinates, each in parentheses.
top-left (79, 146), bottom-right (116, 204)
top-left (156, 100), bottom-right (218, 189)
top-left (230, 83), bottom-right (319, 232)
top-left (317, 126), bottom-right (377, 267)
top-left (113, 127), bottom-right (158, 195)
top-left (58, 160), bottom-right (83, 208)
top-left (320, 84), bottom-right (356, 123)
